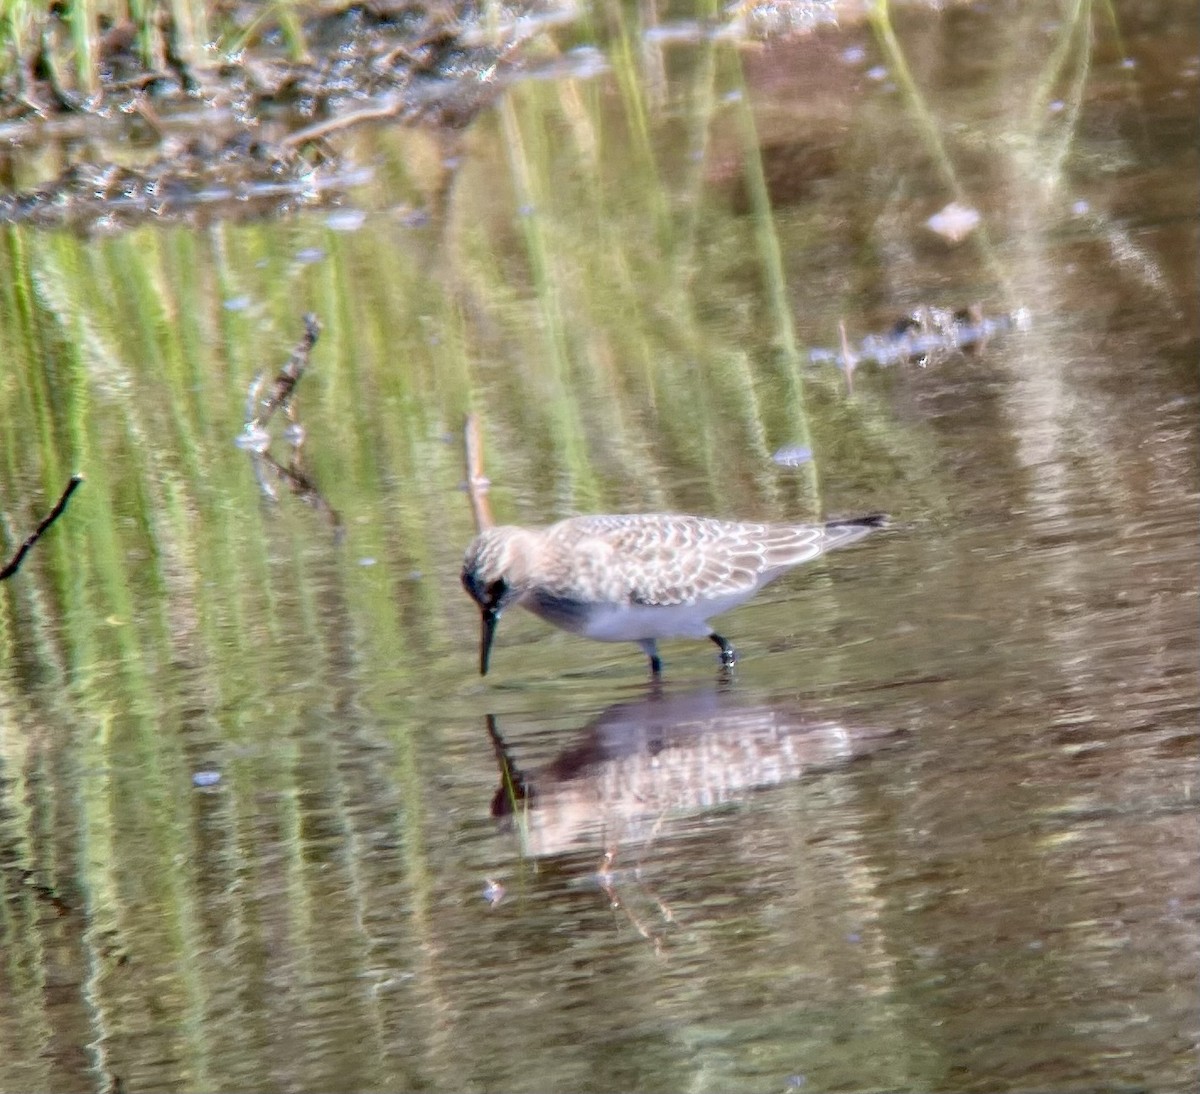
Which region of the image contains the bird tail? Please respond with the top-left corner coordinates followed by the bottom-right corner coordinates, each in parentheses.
top-left (825, 513), bottom-right (889, 531)
top-left (821, 512), bottom-right (889, 552)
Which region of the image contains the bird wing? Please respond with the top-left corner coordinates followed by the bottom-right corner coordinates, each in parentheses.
top-left (555, 515), bottom-right (831, 607)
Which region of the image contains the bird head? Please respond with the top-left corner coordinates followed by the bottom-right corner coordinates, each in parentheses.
top-left (461, 527), bottom-right (532, 675)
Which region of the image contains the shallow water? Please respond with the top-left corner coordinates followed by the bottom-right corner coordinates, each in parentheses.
top-left (1, 1), bottom-right (1197, 1092)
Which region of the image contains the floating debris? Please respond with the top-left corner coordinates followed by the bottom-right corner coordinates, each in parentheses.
top-left (0, 148), bottom-right (374, 233)
top-left (526, 46), bottom-right (608, 82)
top-left (771, 444), bottom-right (813, 467)
top-left (326, 208), bottom-right (367, 232)
top-left (810, 305), bottom-right (1029, 373)
top-left (727, 0), bottom-right (839, 40)
top-left (643, 23), bottom-right (713, 45)
top-left (926, 201), bottom-right (981, 243)
top-left (644, 0), bottom-right (837, 46)
top-left (482, 878), bottom-right (505, 906)
top-left (192, 771), bottom-right (222, 788)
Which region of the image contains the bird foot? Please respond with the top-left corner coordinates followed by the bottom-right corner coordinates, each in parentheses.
top-left (710, 633), bottom-right (736, 667)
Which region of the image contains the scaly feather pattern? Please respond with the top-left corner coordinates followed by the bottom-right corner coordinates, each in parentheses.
top-left (461, 512), bottom-right (886, 675)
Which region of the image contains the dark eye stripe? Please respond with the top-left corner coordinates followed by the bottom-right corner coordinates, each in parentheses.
top-left (462, 570), bottom-right (485, 604)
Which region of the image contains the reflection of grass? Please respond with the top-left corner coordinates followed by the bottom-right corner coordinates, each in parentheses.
top-left (866, 0), bottom-right (1014, 296)
top-left (223, 1), bottom-right (308, 59)
top-left (0, 16), bottom-right (952, 1088)
top-left (0, 1), bottom-right (237, 85)
top-left (724, 46), bottom-right (818, 503)
top-left (1023, 0), bottom-right (1095, 191)
top-left (0, 1), bottom-right (324, 95)
top-left (866, 0), bottom-right (1101, 303)
top-left (1, 8), bottom-right (934, 675)
top-left (448, 39), bottom-right (918, 520)
top-left (867, 2), bottom-right (964, 203)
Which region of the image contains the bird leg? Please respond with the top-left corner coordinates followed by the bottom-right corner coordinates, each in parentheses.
top-left (710, 633), bottom-right (736, 667)
top-left (638, 639), bottom-right (663, 675)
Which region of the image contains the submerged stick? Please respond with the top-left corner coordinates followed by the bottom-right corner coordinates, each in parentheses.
top-left (463, 413), bottom-right (494, 533)
top-left (838, 319), bottom-right (857, 396)
top-left (255, 451), bottom-right (343, 534)
top-left (1, 475), bottom-right (83, 582)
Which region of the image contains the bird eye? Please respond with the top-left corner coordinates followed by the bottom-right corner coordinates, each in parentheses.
top-left (486, 578), bottom-right (509, 606)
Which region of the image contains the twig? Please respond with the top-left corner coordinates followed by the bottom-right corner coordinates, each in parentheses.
top-left (838, 319), bottom-right (857, 396)
top-left (252, 313), bottom-right (322, 429)
top-left (253, 451), bottom-right (342, 534)
top-left (1, 475), bottom-right (83, 582)
top-left (463, 413), bottom-right (494, 533)
top-left (279, 97), bottom-right (403, 150)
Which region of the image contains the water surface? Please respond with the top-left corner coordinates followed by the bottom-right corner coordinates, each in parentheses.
top-left (0, 2), bottom-right (1196, 1091)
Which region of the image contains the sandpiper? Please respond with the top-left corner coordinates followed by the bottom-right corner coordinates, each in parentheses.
top-left (461, 512), bottom-right (886, 675)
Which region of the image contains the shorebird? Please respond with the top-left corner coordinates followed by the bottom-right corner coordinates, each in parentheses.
top-left (461, 512), bottom-right (887, 675)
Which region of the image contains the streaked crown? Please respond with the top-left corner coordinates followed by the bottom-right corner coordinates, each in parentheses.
top-left (461, 526), bottom-right (540, 610)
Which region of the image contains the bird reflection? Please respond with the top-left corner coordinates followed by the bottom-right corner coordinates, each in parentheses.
top-left (485, 687), bottom-right (903, 860)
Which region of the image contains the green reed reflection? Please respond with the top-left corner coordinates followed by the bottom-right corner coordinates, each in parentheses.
top-left (0, 15), bottom-right (950, 1092)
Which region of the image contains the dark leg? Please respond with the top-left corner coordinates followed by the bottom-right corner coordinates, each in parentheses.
top-left (710, 633), bottom-right (736, 667)
top-left (639, 638), bottom-right (663, 675)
